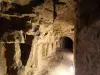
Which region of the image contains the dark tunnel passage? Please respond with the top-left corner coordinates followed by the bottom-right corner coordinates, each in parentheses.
top-left (59, 37), bottom-right (73, 52)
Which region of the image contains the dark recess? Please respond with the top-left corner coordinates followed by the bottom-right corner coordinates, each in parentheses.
top-left (20, 44), bottom-right (31, 66)
top-left (0, 0), bottom-right (44, 14)
top-left (0, 16), bottom-right (31, 39)
top-left (57, 2), bottom-right (66, 5)
top-left (5, 43), bottom-right (18, 75)
top-left (25, 35), bottom-right (34, 45)
top-left (0, 16), bottom-right (31, 30)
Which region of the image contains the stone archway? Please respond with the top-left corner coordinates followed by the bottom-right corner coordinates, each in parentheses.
top-left (58, 36), bottom-right (73, 52)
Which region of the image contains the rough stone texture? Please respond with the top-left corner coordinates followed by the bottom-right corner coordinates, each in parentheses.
top-left (0, 0), bottom-right (30, 5)
top-left (76, 0), bottom-right (100, 75)
top-left (0, 43), bottom-right (6, 75)
top-left (0, 0), bottom-right (76, 75)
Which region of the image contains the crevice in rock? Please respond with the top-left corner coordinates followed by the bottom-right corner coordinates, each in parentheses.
top-left (52, 0), bottom-right (58, 21)
top-left (20, 43), bottom-right (31, 66)
top-left (5, 43), bottom-right (18, 75)
top-left (52, 0), bottom-right (66, 21)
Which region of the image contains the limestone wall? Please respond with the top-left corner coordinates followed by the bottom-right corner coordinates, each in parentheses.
top-left (0, 0), bottom-right (76, 75)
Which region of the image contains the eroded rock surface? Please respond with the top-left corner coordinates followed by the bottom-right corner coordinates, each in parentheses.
top-left (0, 0), bottom-right (76, 75)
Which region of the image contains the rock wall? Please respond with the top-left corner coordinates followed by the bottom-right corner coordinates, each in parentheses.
top-left (76, 0), bottom-right (100, 75)
top-left (0, 0), bottom-right (76, 75)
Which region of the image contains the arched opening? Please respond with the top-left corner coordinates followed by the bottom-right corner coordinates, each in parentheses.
top-left (54, 37), bottom-right (74, 75)
top-left (59, 36), bottom-right (73, 52)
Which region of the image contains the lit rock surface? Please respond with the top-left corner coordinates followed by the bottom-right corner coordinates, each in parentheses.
top-left (0, 0), bottom-right (76, 75)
